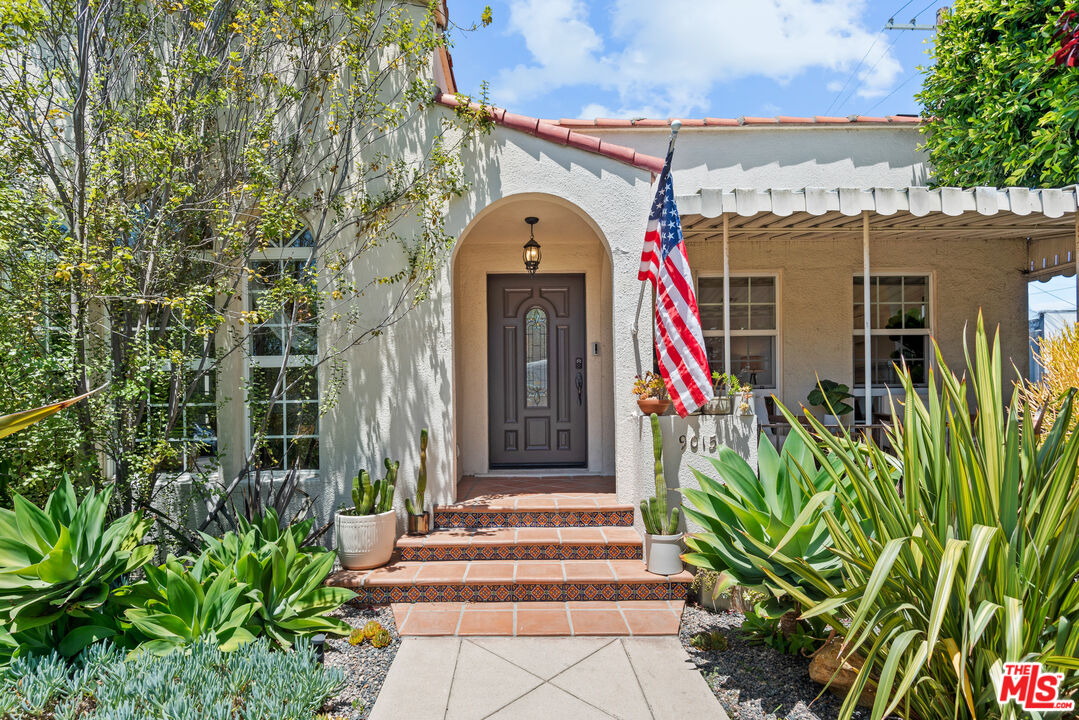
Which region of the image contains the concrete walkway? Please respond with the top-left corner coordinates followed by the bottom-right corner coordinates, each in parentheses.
top-left (369, 636), bottom-right (729, 720)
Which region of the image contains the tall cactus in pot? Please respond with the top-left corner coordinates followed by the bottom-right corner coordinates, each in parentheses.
top-left (640, 413), bottom-right (680, 535)
top-left (405, 428), bottom-right (428, 516)
top-left (350, 458), bottom-right (399, 515)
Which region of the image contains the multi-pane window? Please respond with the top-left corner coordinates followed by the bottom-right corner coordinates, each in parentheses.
top-left (698, 276), bottom-right (778, 388)
top-left (248, 227), bottom-right (319, 471)
top-left (853, 275), bottom-right (930, 387)
top-left (147, 324), bottom-right (218, 473)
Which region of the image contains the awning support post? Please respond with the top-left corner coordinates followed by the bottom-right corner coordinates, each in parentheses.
top-left (863, 212), bottom-right (873, 426)
top-left (723, 214), bottom-right (731, 381)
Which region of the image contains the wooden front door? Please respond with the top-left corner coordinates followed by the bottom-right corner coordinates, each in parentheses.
top-left (487, 274), bottom-right (587, 468)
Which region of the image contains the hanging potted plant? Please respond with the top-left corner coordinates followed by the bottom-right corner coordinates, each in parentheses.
top-left (639, 413), bottom-right (683, 575)
top-left (699, 372), bottom-right (738, 415)
top-left (633, 371), bottom-right (671, 415)
top-left (336, 458), bottom-right (399, 569)
top-left (404, 428), bottom-right (431, 536)
top-left (807, 379), bottom-right (854, 426)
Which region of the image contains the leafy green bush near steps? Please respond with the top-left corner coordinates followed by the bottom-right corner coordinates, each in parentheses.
top-left (0, 636), bottom-right (343, 720)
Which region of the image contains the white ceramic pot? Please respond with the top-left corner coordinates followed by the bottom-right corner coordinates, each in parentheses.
top-left (335, 509), bottom-right (397, 570)
top-left (645, 532), bottom-right (684, 575)
top-left (697, 395), bottom-right (732, 415)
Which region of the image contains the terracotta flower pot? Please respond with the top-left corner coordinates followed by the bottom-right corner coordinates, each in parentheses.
top-left (637, 398), bottom-right (671, 415)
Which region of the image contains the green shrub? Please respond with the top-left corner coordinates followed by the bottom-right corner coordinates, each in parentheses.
top-left (0, 477), bottom-right (154, 661)
top-left (681, 430), bottom-right (864, 606)
top-left (197, 509), bottom-right (356, 647)
top-left (766, 315), bottom-right (1079, 720)
top-left (116, 555), bottom-right (260, 656)
top-left (0, 636), bottom-right (343, 719)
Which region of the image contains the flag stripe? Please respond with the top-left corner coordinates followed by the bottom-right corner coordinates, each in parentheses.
top-left (637, 141), bottom-right (712, 417)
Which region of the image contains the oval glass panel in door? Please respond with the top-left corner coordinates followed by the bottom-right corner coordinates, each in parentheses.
top-left (524, 307), bottom-right (548, 408)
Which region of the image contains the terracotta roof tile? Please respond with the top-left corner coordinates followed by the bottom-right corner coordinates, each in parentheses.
top-left (539, 115), bottom-right (925, 128)
top-left (433, 92), bottom-right (663, 174)
top-left (556, 118), bottom-right (596, 128)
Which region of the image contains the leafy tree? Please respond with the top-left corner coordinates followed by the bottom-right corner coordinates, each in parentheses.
top-left (918, 1), bottom-right (1079, 187)
top-left (0, 0), bottom-right (490, 539)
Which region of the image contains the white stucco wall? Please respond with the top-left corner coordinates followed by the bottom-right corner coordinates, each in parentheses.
top-left (573, 125), bottom-right (930, 192)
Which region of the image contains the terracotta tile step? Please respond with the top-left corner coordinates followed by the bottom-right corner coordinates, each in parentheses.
top-left (390, 600), bottom-right (686, 636)
top-left (396, 527), bottom-right (642, 561)
top-left (433, 506), bottom-right (634, 529)
top-left (327, 559), bottom-right (692, 604)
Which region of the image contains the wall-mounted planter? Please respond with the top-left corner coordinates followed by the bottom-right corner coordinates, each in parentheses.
top-left (637, 398), bottom-right (672, 415)
top-left (697, 395), bottom-right (732, 415)
top-left (336, 509), bottom-right (396, 570)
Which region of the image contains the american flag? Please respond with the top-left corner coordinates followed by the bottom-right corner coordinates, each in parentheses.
top-left (638, 138), bottom-right (713, 417)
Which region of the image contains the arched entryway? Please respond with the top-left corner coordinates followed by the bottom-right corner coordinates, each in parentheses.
top-left (451, 193), bottom-right (615, 480)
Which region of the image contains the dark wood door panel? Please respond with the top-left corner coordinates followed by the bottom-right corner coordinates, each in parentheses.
top-left (487, 274), bottom-right (586, 468)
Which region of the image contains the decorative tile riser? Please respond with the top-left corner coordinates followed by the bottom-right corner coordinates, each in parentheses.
top-left (355, 582), bottom-right (690, 604)
top-left (398, 544), bottom-right (641, 562)
top-left (434, 509), bottom-right (634, 529)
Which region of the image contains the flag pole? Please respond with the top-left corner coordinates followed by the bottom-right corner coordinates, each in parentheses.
top-left (631, 120), bottom-right (682, 339)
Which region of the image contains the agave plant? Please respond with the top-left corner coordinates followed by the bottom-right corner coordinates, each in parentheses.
top-left (681, 430), bottom-right (864, 606)
top-left (0, 477), bottom-right (153, 659)
top-left (118, 555), bottom-right (259, 656)
top-left (197, 509), bottom-right (355, 647)
top-left (764, 314), bottom-right (1079, 720)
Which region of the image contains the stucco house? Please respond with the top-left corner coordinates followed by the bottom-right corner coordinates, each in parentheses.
top-left (194, 2), bottom-right (1078, 564)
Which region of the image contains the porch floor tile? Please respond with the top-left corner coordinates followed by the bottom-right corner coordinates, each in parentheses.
top-left (389, 601), bottom-right (685, 637)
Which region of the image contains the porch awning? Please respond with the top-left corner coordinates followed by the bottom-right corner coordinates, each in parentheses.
top-left (676, 185), bottom-right (1079, 279)
top-left (676, 185), bottom-right (1079, 425)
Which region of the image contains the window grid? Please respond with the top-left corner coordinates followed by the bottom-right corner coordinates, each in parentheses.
top-left (853, 275), bottom-right (931, 389)
top-left (698, 275), bottom-right (778, 389)
top-left (146, 326), bottom-right (218, 473)
top-left (247, 227), bottom-right (319, 472)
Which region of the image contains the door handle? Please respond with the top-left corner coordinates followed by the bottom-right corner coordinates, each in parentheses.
top-left (575, 360), bottom-right (584, 406)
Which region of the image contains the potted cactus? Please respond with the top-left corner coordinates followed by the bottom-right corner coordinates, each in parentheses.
top-left (336, 457), bottom-right (399, 569)
top-left (639, 413), bottom-right (683, 575)
top-left (404, 428), bottom-right (430, 535)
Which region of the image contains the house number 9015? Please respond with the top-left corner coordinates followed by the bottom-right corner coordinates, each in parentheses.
top-left (679, 434), bottom-right (718, 453)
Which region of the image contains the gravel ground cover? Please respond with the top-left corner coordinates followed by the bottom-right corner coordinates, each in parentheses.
top-left (322, 603), bottom-right (401, 719)
top-left (680, 604), bottom-right (870, 720)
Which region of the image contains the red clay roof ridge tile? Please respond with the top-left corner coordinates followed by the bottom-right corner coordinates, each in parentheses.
top-left (433, 92), bottom-right (664, 174)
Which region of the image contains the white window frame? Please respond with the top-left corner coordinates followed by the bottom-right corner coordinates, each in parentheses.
top-left (852, 271), bottom-right (935, 396)
top-left (244, 230), bottom-right (320, 474)
top-left (696, 271), bottom-right (782, 392)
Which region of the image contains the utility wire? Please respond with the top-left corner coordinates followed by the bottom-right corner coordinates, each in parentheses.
top-left (834, 29), bottom-right (906, 112)
top-left (824, 0), bottom-right (920, 114)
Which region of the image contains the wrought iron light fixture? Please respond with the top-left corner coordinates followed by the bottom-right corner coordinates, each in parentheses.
top-left (522, 216), bottom-right (541, 275)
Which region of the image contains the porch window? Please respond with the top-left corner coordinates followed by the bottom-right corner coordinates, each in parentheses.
top-left (698, 275), bottom-right (777, 388)
top-left (853, 275), bottom-right (930, 388)
top-left (247, 227), bottom-right (319, 471)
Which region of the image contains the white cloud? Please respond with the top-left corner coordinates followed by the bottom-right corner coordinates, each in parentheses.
top-left (491, 0), bottom-right (903, 117)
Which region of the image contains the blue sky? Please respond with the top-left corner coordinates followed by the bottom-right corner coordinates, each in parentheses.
top-left (446, 0), bottom-right (1077, 319)
top-left (447, 0), bottom-right (950, 119)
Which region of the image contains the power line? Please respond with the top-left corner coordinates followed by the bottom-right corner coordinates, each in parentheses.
top-left (864, 69), bottom-right (920, 112)
top-left (824, 0), bottom-right (918, 114)
top-left (834, 29), bottom-right (907, 112)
